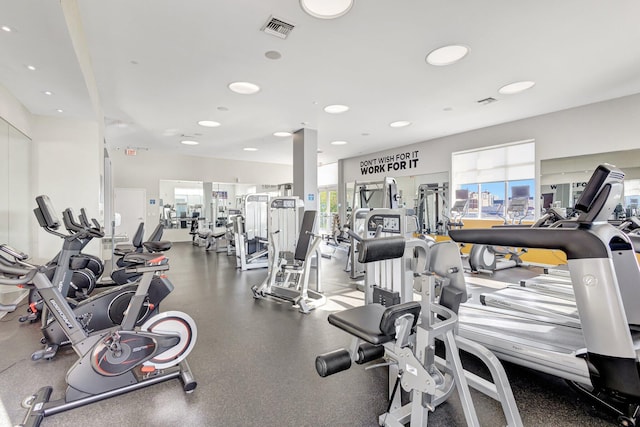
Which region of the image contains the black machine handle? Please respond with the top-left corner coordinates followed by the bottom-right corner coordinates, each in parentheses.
top-left (79, 208), bottom-right (91, 228)
top-left (0, 262), bottom-right (38, 286)
top-left (63, 208), bottom-right (104, 239)
top-left (80, 208), bottom-right (104, 232)
top-left (0, 244), bottom-right (29, 261)
top-left (449, 228), bottom-right (610, 260)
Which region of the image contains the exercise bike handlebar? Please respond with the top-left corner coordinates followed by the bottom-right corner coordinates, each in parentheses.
top-left (0, 261), bottom-right (38, 286)
top-left (80, 208), bottom-right (105, 233)
top-left (63, 208), bottom-right (104, 238)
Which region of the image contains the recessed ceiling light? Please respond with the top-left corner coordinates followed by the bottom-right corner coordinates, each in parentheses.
top-left (56, 109), bottom-right (63, 113)
top-left (300, 0), bottom-right (353, 19)
top-left (26, 65), bottom-right (36, 71)
top-left (197, 120), bottom-right (221, 128)
top-left (43, 91), bottom-right (53, 96)
top-left (389, 121), bottom-right (411, 128)
top-left (243, 147), bottom-right (258, 151)
top-left (331, 140), bottom-right (348, 145)
top-left (217, 106), bottom-right (229, 111)
top-left (361, 132), bottom-right (370, 136)
top-left (228, 81), bottom-right (260, 95)
top-left (273, 131), bottom-right (292, 137)
top-left (265, 50), bottom-right (282, 60)
top-left (498, 81), bottom-right (536, 95)
top-left (1, 25), bottom-right (12, 32)
top-left (324, 104), bottom-right (349, 114)
top-left (443, 107), bottom-right (454, 112)
top-left (181, 140), bottom-right (199, 146)
top-left (426, 45), bottom-right (469, 66)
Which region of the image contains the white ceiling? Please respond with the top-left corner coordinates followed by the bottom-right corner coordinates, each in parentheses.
top-left (1, 0), bottom-right (640, 166)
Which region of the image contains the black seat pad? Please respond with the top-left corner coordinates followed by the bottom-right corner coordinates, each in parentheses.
top-left (328, 301), bottom-right (422, 345)
top-left (113, 244), bottom-right (135, 256)
top-left (144, 241), bottom-right (172, 252)
top-left (122, 252), bottom-right (166, 265)
top-left (328, 304), bottom-right (394, 345)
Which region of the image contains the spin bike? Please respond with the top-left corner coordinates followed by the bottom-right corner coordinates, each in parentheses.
top-left (0, 243), bottom-right (197, 427)
top-left (25, 195), bottom-right (173, 361)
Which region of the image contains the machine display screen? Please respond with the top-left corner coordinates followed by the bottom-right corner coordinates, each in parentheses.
top-left (367, 214), bottom-right (401, 234)
top-left (271, 198), bottom-right (297, 209)
top-left (248, 195), bottom-right (269, 203)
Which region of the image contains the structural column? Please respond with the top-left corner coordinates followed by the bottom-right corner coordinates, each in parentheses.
top-left (203, 182), bottom-right (213, 226)
top-left (293, 128), bottom-right (318, 213)
top-left (338, 158), bottom-right (346, 225)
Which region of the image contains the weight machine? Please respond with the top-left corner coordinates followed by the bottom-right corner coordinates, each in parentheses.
top-left (233, 194), bottom-right (269, 270)
top-left (252, 197), bottom-right (325, 313)
top-left (346, 177), bottom-right (400, 280)
top-left (416, 183), bottom-right (449, 235)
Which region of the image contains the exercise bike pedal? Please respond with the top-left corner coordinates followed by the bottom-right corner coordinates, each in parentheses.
top-left (31, 344), bottom-right (59, 361)
top-left (19, 311), bottom-right (39, 323)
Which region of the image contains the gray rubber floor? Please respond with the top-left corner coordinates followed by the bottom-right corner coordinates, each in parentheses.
top-left (0, 242), bottom-right (616, 426)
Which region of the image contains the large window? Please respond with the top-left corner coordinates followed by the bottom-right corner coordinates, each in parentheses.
top-left (452, 140), bottom-right (535, 221)
top-left (318, 188), bottom-right (338, 233)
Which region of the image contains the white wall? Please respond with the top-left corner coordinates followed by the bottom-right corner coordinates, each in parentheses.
top-left (0, 84), bottom-right (32, 137)
top-left (342, 93), bottom-right (640, 183)
top-left (318, 162), bottom-right (338, 187)
top-left (1, 86), bottom-right (103, 260)
top-left (111, 149), bottom-right (293, 235)
top-left (32, 116), bottom-right (101, 259)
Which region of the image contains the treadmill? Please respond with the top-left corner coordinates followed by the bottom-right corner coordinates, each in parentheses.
top-left (450, 164), bottom-right (640, 425)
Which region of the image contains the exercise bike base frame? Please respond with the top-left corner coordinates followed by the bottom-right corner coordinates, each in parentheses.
top-left (20, 360), bottom-right (196, 427)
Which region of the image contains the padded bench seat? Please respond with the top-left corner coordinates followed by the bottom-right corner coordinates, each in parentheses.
top-left (328, 301), bottom-right (421, 345)
top-left (113, 244), bottom-right (135, 256)
top-left (123, 251), bottom-right (166, 266)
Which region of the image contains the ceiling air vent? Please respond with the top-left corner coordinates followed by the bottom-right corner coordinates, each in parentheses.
top-left (261, 16), bottom-right (295, 39)
top-left (477, 97), bottom-right (498, 105)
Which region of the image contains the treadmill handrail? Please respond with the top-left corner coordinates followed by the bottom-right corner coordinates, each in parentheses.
top-left (449, 227), bottom-right (608, 260)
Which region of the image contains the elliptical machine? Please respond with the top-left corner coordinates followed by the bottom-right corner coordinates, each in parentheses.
top-left (0, 242), bottom-right (197, 427)
top-left (468, 186), bottom-right (531, 274)
top-left (24, 195), bottom-right (173, 361)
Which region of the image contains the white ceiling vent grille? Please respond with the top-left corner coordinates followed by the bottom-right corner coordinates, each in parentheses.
top-left (261, 16), bottom-right (295, 39)
top-left (477, 97), bottom-right (498, 105)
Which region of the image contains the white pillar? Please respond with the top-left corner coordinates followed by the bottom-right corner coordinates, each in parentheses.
top-left (293, 128), bottom-right (318, 213)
